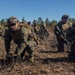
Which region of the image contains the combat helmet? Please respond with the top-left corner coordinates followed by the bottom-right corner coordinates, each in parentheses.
top-left (33, 21), bottom-right (37, 27)
top-left (61, 14), bottom-right (69, 20)
top-left (27, 21), bottom-right (31, 25)
top-left (7, 16), bottom-right (19, 25)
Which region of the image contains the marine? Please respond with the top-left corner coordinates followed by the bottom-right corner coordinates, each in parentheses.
top-left (39, 22), bottom-right (50, 40)
top-left (54, 14), bottom-right (71, 52)
top-left (4, 16), bottom-right (38, 63)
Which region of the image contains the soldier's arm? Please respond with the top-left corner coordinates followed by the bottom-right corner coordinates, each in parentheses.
top-left (4, 29), bottom-right (12, 54)
top-left (54, 25), bottom-right (61, 35)
top-left (16, 27), bottom-right (28, 55)
top-left (44, 28), bottom-right (50, 35)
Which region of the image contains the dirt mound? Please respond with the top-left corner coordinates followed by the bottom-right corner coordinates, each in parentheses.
top-left (0, 31), bottom-right (75, 75)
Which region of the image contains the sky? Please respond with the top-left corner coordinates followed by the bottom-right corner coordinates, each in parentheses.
top-left (0, 0), bottom-right (75, 22)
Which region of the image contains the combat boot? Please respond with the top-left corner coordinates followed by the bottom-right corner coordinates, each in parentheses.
top-left (28, 55), bottom-right (34, 63)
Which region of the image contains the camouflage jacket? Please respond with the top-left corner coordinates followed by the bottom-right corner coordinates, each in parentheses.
top-left (5, 26), bottom-right (36, 55)
top-left (66, 26), bottom-right (75, 42)
top-left (54, 21), bottom-right (70, 38)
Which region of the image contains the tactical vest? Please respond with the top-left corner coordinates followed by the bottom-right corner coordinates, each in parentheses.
top-left (10, 26), bottom-right (30, 43)
top-left (10, 28), bottom-right (21, 43)
top-left (54, 22), bottom-right (70, 37)
top-left (62, 23), bottom-right (69, 31)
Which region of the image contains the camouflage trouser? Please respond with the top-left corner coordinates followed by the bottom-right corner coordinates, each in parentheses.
top-left (39, 30), bottom-right (46, 40)
top-left (39, 29), bottom-right (49, 40)
top-left (57, 36), bottom-right (64, 52)
top-left (68, 41), bottom-right (75, 59)
top-left (20, 41), bottom-right (37, 59)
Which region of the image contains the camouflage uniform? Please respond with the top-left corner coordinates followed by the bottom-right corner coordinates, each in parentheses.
top-left (5, 16), bottom-right (37, 62)
top-left (54, 15), bottom-right (70, 52)
top-left (67, 23), bottom-right (75, 59)
top-left (32, 22), bottom-right (39, 34)
top-left (0, 25), bottom-right (5, 37)
top-left (39, 23), bottom-right (49, 40)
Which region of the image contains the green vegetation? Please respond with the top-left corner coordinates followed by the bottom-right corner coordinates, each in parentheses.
top-left (0, 17), bottom-right (75, 28)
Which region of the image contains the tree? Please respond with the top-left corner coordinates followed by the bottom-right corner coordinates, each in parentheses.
top-left (33, 19), bottom-right (37, 24)
top-left (68, 17), bottom-right (75, 23)
top-left (45, 18), bottom-right (50, 26)
top-left (50, 20), bottom-right (57, 27)
top-left (22, 17), bottom-right (26, 23)
top-left (38, 17), bottom-right (44, 24)
top-left (0, 19), bottom-right (6, 25)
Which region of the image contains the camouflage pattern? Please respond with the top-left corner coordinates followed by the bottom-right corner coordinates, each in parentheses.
top-left (66, 24), bottom-right (75, 59)
top-left (5, 24), bottom-right (37, 61)
top-left (33, 26), bottom-right (39, 34)
top-left (39, 23), bottom-right (49, 40)
top-left (68, 41), bottom-right (75, 59)
top-left (32, 22), bottom-right (39, 34)
top-left (7, 16), bottom-right (19, 24)
top-left (0, 25), bottom-right (5, 37)
top-left (54, 21), bottom-right (70, 52)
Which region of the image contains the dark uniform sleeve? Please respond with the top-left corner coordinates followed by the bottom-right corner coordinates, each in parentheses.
top-left (16, 27), bottom-right (29, 55)
top-left (4, 29), bottom-right (12, 54)
top-left (54, 25), bottom-right (60, 35)
top-left (54, 22), bottom-right (62, 36)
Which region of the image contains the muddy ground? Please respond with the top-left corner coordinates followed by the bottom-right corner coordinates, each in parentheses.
top-left (0, 30), bottom-right (75, 75)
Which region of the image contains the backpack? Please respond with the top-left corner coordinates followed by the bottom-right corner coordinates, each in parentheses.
top-left (19, 23), bottom-right (39, 44)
